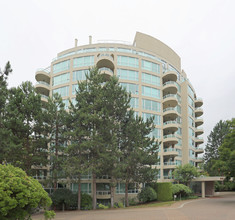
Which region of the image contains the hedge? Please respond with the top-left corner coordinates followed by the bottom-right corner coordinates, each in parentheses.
top-left (157, 182), bottom-right (173, 201)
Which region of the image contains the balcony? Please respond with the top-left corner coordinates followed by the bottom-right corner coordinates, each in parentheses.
top-left (163, 120), bottom-right (178, 132)
top-left (194, 147), bottom-right (204, 154)
top-left (40, 94), bottom-right (49, 103)
top-left (195, 127), bottom-right (204, 135)
top-left (96, 190), bottom-right (111, 199)
top-left (163, 148), bottom-right (178, 156)
top-left (194, 156), bottom-right (203, 163)
top-left (98, 67), bottom-right (114, 80)
top-left (195, 107), bottom-right (203, 117)
top-left (163, 107), bottom-right (179, 119)
top-left (35, 81), bottom-right (50, 95)
top-left (195, 117), bottom-right (204, 127)
top-left (195, 137), bottom-right (204, 145)
top-left (195, 97), bottom-right (203, 108)
top-left (163, 94), bottom-right (178, 107)
top-left (163, 134), bottom-right (178, 144)
top-left (35, 67), bottom-right (50, 84)
top-left (162, 81), bottom-right (178, 94)
top-left (163, 161), bottom-right (176, 169)
top-left (162, 70), bottom-right (177, 82)
top-left (96, 53), bottom-right (115, 72)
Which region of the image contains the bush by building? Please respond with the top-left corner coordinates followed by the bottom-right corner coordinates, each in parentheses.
top-left (138, 187), bottom-right (157, 203)
top-left (157, 183), bottom-right (173, 201)
top-left (172, 184), bottom-right (192, 197)
top-left (0, 164), bottom-right (53, 220)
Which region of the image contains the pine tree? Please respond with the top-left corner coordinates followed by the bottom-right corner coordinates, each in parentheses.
top-left (44, 93), bottom-right (68, 190)
top-left (119, 110), bottom-right (159, 207)
top-left (0, 62), bottom-right (12, 164)
top-left (204, 120), bottom-right (230, 175)
top-left (3, 81), bottom-right (47, 174)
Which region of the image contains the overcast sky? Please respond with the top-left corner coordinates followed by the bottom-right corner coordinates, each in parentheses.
top-left (0, 0), bottom-right (235, 145)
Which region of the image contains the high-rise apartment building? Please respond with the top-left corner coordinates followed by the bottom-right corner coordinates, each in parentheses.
top-left (35, 32), bottom-right (203, 197)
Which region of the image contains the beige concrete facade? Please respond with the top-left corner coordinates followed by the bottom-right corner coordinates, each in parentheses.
top-left (35, 32), bottom-right (204, 201)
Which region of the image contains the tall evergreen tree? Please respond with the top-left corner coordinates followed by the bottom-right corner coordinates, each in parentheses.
top-left (65, 67), bottom-right (131, 209)
top-left (3, 81), bottom-right (48, 174)
top-left (119, 110), bottom-right (159, 207)
top-left (0, 62), bottom-right (12, 163)
top-left (44, 93), bottom-right (68, 190)
top-left (203, 120), bottom-right (230, 175)
top-left (213, 119), bottom-right (235, 178)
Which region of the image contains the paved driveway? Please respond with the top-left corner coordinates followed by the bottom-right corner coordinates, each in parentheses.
top-left (33, 193), bottom-right (235, 220)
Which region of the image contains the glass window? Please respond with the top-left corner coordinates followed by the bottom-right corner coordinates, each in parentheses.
top-left (188, 85), bottom-right (195, 98)
top-left (71, 98), bottom-right (77, 105)
top-left (117, 56), bottom-right (139, 68)
top-left (176, 127), bottom-right (182, 135)
top-left (142, 60), bottom-right (160, 73)
top-left (188, 106), bottom-right (194, 117)
top-left (73, 69), bottom-right (89, 81)
top-left (142, 86), bottom-right (160, 99)
top-left (120, 83), bottom-right (138, 95)
top-left (148, 128), bottom-right (161, 139)
top-left (176, 149), bottom-right (182, 157)
top-left (188, 96), bottom-right (194, 107)
top-left (116, 183), bottom-right (125, 194)
top-left (52, 86), bottom-right (69, 97)
top-left (189, 128), bottom-right (195, 137)
top-left (176, 105), bottom-right (181, 114)
top-left (142, 99), bottom-right (160, 112)
top-left (142, 112), bottom-right (160, 125)
top-left (53, 73), bottom-right (70, 86)
top-left (130, 97), bottom-right (139, 108)
top-left (189, 138), bottom-right (195, 147)
top-left (53, 60), bottom-right (70, 73)
top-left (142, 72), bottom-right (160, 86)
top-left (188, 117), bottom-right (195, 127)
top-left (176, 138), bottom-right (182, 146)
top-left (72, 84), bottom-right (79, 95)
top-left (73, 56), bottom-right (94, 68)
top-left (117, 48), bottom-right (132, 53)
top-left (117, 69), bottom-right (138, 81)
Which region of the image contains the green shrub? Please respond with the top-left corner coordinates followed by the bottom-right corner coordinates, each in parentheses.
top-left (0, 165), bottom-right (52, 220)
top-left (129, 197), bottom-right (138, 206)
top-left (138, 187), bottom-right (157, 203)
top-left (172, 184), bottom-right (192, 197)
top-left (146, 182), bottom-right (158, 193)
top-left (98, 204), bottom-right (109, 209)
top-left (118, 202), bottom-right (124, 208)
top-left (44, 210), bottom-right (56, 220)
top-left (215, 181), bottom-right (235, 192)
top-left (157, 183), bottom-right (173, 201)
top-left (51, 189), bottom-right (74, 210)
top-left (81, 193), bottom-right (92, 210)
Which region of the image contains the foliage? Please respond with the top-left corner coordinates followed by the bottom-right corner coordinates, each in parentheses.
top-left (98, 204), bottom-right (109, 209)
top-left (44, 94), bottom-right (68, 189)
top-left (81, 193), bottom-right (92, 210)
top-left (44, 210), bottom-right (56, 220)
top-left (213, 119), bottom-right (235, 178)
top-left (0, 164), bottom-right (52, 220)
top-left (173, 164), bottom-right (199, 185)
top-left (157, 183), bottom-right (173, 201)
top-left (2, 81), bottom-right (48, 174)
top-left (128, 198), bottom-right (138, 206)
top-left (204, 120), bottom-right (230, 175)
top-left (172, 184), bottom-right (193, 197)
top-left (51, 189), bottom-right (74, 210)
top-left (215, 181), bottom-right (235, 192)
top-left (117, 202), bottom-right (124, 208)
top-left (138, 187), bottom-right (157, 203)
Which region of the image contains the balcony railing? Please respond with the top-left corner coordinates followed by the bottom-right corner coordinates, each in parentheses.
top-left (36, 67), bottom-right (50, 74)
top-left (163, 107), bottom-right (176, 112)
top-left (164, 148), bottom-right (177, 152)
top-left (163, 120), bottom-right (177, 125)
top-left (164, 162), bottom-right (176, 166)
top-left (36, 81), bottom-right (50, 87)
top-left (163, 94), bottom-right (177, 99)
top-left (164, 175), bottom-right (174, 179)
top-left (97, 53), bottom-right (114, 61)
top-left (163, 81), bottom-right (177, 87)
top-left (96, 191), bottom-right (111, 195)
top-left (99, 67), bottom-right (114, 74)
top-left (41, 94), bottom-right (49, 99)
top-left (163, 134), bottom-right (176, 139)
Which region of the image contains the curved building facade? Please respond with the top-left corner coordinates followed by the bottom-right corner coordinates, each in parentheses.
top-left (35, 32), bottom-right (204, 184)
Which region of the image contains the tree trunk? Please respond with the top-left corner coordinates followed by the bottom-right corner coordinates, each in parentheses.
top-left (92, 173), bottom-right (96, 210)
top-left (110, 177), bottom-right (115, 208)
top-left (78, 179), bottom-right (81, 210)
top-left (125, 179), bottom-right (129, 207)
